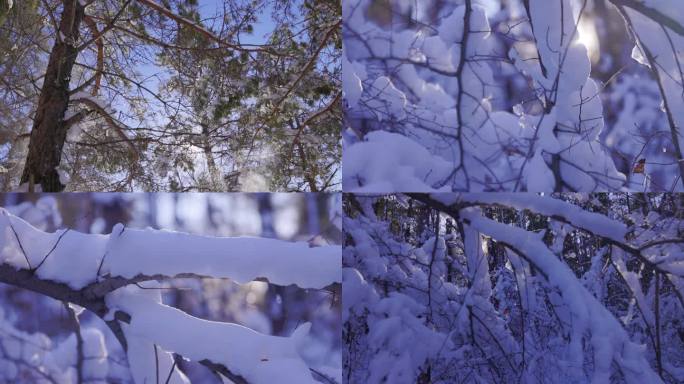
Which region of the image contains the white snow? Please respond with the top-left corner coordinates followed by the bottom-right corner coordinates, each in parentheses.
top-left (344, 194), bottom-right (680, 383)
top-left (342, 0), bottom-right (631, 191)
top-left (104, 226), bottom-right (340, 289)
top-left (107, 287), bottom-right (317, 384)
top-left (0, 208), bottom-right (340, 290)
top-left (343, 131), bottom-right (454, 192)
top-left (457, 193), bottom-right (629, 241)
top-left (0, 206), bottom-right (341, 384)
top-left (462, 209), bottom-right (663, 384)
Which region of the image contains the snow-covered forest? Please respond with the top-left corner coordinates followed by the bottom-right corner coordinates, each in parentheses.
top-left (0, 0), bottom-right (340, 192)
top-left (344, 193), bottom-right (684, 383)
top-left (0, 193), bottom-right (342, 383)
top-left (8, 0), bottom-right (684, 383)
top-left (343, 0), bottom-right (684, 192)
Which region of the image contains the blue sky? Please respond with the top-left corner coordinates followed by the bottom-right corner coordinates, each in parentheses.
top-left (127, 0), bottom-right (280, 121)
top-left (196, 0), bottom-right (276, 45)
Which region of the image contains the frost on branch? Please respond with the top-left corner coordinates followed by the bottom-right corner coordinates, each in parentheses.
top-left (343, 193), bottom-right (684, 383)
top-left (0, 198), bottom-right (341, 384)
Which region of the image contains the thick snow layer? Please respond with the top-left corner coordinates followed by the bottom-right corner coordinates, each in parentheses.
top-left (342, 267), bottom-right (379, 322)
top-left (0, 207), bottom-right (340, 383)
top-left (525, 150), bottom-right (556, 191)
top-left (0, 209), bottom-right (107, 289)
top-left (104, 223), bottom-right (340, 289)
top-left (462, 210), bottom-right (663, 384)
top-left (344, 194), bottom-right (683, 383)
top-left (343, 131), bottom-right (454, 192)
top-left (456, 194), bottom-right (629, 241)
top-left (0, 209), bottom-right (340, 290)
top-left (343, 0), bottom-right (633, 191)
top-left (107, 287), bottom-right (316, 384)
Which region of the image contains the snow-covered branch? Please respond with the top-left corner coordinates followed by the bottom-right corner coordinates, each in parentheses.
top-left (0, 207), bottom-right (341, 383)
top-left (0, 208), bottom-right (340, 290)
top-left (461, 210), bottom-right (662, 383)
top-left (415, 193), bottom-right (683, 277)
top-left (108, 287), bottom-right (317, 383)
top-left (344, 193), bottom-right (684, 383)
top-left (343, 0), bottom-right (684, 191)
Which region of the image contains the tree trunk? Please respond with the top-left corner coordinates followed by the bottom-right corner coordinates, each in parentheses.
top-left (20, 0), bottom-right (85, 192)
top-left (200, 122), bottom-right (224, 191)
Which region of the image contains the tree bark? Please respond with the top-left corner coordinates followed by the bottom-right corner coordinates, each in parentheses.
top-left (20, 0), bottom-right (85, 192)
top-left (200, 122), bottom-right (223, 191)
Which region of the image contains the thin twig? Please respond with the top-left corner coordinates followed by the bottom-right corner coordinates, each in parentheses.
top-left (34, 229), bottom-right (70, 271)
top-left (5, 212), bottom-right (32, 269)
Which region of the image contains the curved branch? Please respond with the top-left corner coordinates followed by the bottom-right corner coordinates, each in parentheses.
top-left (410, 193), bottom-right (682, 276)
top-left (83, 15), bottom-right (104, 96)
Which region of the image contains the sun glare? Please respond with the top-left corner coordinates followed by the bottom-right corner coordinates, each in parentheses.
top-left (577, 17), bottom-right (600, 64)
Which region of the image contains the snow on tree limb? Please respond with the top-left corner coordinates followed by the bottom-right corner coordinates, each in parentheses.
top-left (343, 0), bottom-right (633, 191)
top-left (444, 193), bottom-right (629, 242)
top-left (461, 209), bottom-right (663, 383)
top-left (414, 193), bottom-right (683, 277)
top-left (108, 287), bottom-right (317, 383)
top-left (0, 207), bottom-right (340, 384)
top-left (104, 223), bottom-right (340, 289)
top-left (610, 0), bottom-right (684, 36)
top-left (413, 193), bottom-right (684, 381)
top-left (347, 194), bottom-right (682, 383)
top-left (0, 208), bottom-right (341, 290)
top-left (345, 194), bottom-right (684, 383)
